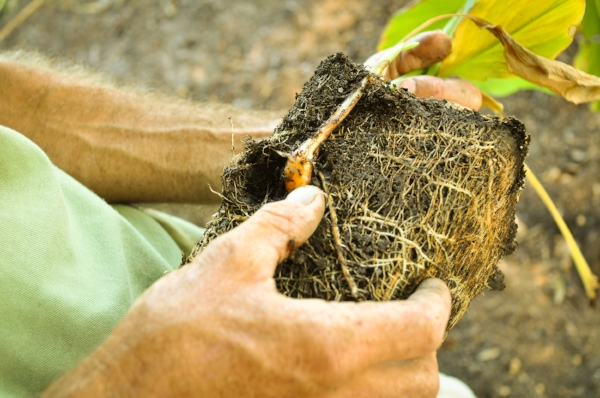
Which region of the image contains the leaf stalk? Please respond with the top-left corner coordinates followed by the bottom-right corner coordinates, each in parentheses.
top-left (525, 164), bottom-right (599, 304)
top-left (283, 41), bottom-right (418, 192)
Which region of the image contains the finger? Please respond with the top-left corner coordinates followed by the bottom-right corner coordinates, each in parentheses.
top-left (315, 354), bottom-right (440, 398)
top-left (364, 31), bottom-right (451, 78)
top-left (399, 76), bottom-right (482, 110)
top-left (196, 185), bottom-right (325, 279)
top-left (389, 30), bottom-right (452, 78)
top-left (296, 279), bottom-right (451, 377)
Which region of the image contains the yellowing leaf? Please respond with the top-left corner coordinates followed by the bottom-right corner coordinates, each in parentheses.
top-left (470, 16), bottom-right (600, 104)
top-left (440, 0), bottom-right (585, 80)
top-left (377, 0), bottom-right (465, 51)
top-left (480, 92), bottom-right (504, 117)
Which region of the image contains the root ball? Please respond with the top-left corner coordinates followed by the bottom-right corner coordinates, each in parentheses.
top-left (189, 53), bottom-right (528, 330)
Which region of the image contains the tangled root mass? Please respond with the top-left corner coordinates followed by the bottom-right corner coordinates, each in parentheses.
top-left (191, 53), bottom-right (529, 330)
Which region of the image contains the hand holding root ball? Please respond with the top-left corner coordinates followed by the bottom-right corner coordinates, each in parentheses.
top-left (365, 30), bottom-right (483, 110)
top-left (44, 186), bottom-right (451, 398)
top-left (44, 30), bottom-right (464, 398)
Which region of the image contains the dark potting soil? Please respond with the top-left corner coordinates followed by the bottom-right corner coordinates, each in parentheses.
top-left (192, 53), bottom-right (529, 329)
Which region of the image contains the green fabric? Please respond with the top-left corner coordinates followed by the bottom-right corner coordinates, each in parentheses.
top-left (0, 126), bottom-right (204, 397)
top-left (139, 207), bottom-right (206, 255)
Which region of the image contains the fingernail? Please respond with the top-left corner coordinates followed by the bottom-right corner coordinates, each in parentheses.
top-left (399, 78), bottom-right (416, 93)
top-left (286, 185), bottom-right (318, 205)
top-left (419, 278), bottom-right (447, 290)
top-left (417, 278), bottom-right (450, 297)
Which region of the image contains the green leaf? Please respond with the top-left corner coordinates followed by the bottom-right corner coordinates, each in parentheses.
top-left (575, 0), bottom-right (600, 110)
top-left (473, 77), bottom-right (553, 97)
top-left (578, 0), bottom-right (600, 37)
top-left (0, 0), bottom-right (9, 17)
top-left (574, 41), bottom-right (600, 109)
top-left (439, 0), bottom-right (585, 81)
top-left (442, 0), bottom-right (478, 37)
top-left (377, 0), bottom-right (466, 51)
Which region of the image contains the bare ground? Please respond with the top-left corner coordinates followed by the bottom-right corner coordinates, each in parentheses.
top-left (2, 0), bottom-right (600, 396)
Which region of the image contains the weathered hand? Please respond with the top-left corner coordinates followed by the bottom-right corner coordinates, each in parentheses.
top-left (365, 30), bottom-right (482, 110)
top-left (44, 185), bottom-right (451, 398)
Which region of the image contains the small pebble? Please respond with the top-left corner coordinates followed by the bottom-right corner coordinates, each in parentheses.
top-left (338, 87), bottom-right (343, 93)
top-left (535, 383), bottom-right (545, 395)
top-left (571, 149), bottom-right (587, 162)
top-left (477, 347), bottom-right (501, 362)
top-left (498, 386), bottom-right (511, 396)
top-left (509, 357), bottom-right (522, 375)
top-left (543, 167), bottom-right (561, 182)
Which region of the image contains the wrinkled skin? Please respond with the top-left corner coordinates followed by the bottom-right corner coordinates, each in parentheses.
top-left (0, 31), bottom-right (480, 204)
top-left (44, 186), bottom-right (451, 398)
top-left (3, 29), bottom-right (475, 398)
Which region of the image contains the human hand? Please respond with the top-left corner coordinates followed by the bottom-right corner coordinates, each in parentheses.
top-left (44, 185), bottom-right (451, 398)
top-left (365, 30), bottom-right (482, 110)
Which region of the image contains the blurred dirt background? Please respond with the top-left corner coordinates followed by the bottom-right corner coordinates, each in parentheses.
top-left (2, 0), bottom-right (600, 396)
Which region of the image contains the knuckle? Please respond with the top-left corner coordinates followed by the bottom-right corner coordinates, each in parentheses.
top-left (429, 78), bottom-right (446, 99)
top-left (301, 352), bottom-right (343, 389)
top-left (414, 77), bottom-right (445, 100)
top-left (452, 79), bottom-right (482, 110)
top-left (405, 54), bottom-right (424, 74)
top-left (291, 315), bottom-right (348, 387)
top-left (389, 59), bottom-right (401, 79)
top-left (317, 345), bottom-right (347, 383)
top-left (312, 350), bottom-right (347, 388)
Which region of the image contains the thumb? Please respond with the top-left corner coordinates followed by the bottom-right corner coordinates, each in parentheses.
top-left (200, 185), bottom-right (325, 280)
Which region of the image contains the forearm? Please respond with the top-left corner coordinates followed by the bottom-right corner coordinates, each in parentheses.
top-left (0, 56), bottom-right (280, 203)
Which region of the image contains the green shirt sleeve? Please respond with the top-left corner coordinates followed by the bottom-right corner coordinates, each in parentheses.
top-left (0, 126), bottom-right (203, 397)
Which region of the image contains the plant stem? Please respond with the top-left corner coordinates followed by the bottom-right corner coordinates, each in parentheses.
top-left (525, 164), bottom-right (599, 304)
top-left (0, 0), bottom-right (46, 43)
top-left (371, 41), bottom-right (419, 75)
top-left (284, 41), bottom-right (417, 192)
top-left (283, 74), bottom-right (374, 192)
top-left (401, 13), bottom-right (465, 42)
top-left (442, 0), bottom-right (476, 37)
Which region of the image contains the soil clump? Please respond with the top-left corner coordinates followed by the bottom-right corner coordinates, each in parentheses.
top-left (191, 53), bottom-right (528, 329)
